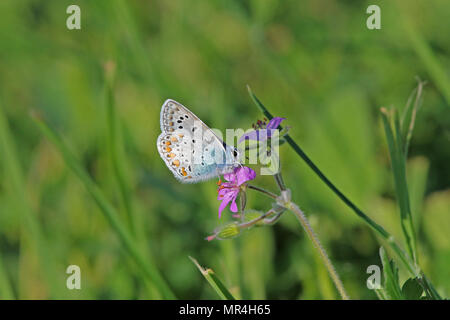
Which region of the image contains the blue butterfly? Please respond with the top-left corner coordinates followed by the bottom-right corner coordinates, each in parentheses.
top-left (157, 99), bottom-right (240, 183)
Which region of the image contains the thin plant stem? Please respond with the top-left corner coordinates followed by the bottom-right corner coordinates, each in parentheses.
top-left (247, 184), bottom-right (278, 199)
top-left (249, 170), bottom-right (348, 299)
top-left (273, 171), bottom-right (348, 299)
top-left (238, 209), bottom-right (276, 229)
top-left (239, 188), bottom-right (247, 213)
top-left (286, 201), bottom-right (350, 300)
top-left (263, 210), bottom-right (285, 225)
top-left (274, 172), bottom-right (286, 191)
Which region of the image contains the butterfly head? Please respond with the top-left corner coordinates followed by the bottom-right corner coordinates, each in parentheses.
top-left (225, 145), bottom-right (241, 169)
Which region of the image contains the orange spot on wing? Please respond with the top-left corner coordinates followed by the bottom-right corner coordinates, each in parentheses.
top-left (165, 147), bottom-right (172, 152)
top-left (169, 153), bottom-right (176, 158)
top-left (172, 160), bottom-right (180, 167)
top-left (171, 137), bottom-right (178, 142)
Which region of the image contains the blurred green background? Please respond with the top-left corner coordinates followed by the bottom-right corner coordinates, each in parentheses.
top-left (0, 0), bottom-right (449, 299)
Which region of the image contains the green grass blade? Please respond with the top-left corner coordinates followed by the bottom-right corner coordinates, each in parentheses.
top-left (402, 79), bottom-right (425, 158)
top-left (246, 86), bottom-right (417, 277)
top-left (393, 111), bottom-right (418, 264)
top-left (32, 115), bottom-right (176, 299)
top-left (379, 247), bottom-right (404, 300)
top-left (381, 108), bottom-right (417, 265)
top-left (189, 256), bottom-right (235, 300)
top-left (0, 106), bottom-right (61, 298)
top-left (400, 12), bottom-right (450, 107)
top-left (0, 254), bottom-right (14, 299)
top-left (421, 274), bottom-right (443, 300)
top-left (105, 65), bottom-right (137, 236)
top-left (374, 288), bottom-right (388, 300)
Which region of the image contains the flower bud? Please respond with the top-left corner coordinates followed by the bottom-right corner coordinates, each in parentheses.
top-left (216, 222), bottom-right (241, 240)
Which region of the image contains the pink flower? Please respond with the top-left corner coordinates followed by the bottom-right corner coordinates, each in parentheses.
top-left (239, 117), bottom-right (286, 143)
top-left (217, 166), bottom-right (256, 218)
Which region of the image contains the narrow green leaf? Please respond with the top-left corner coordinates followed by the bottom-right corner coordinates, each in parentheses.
top-left (247, 85), bottom-right (273, 120)
top-left (379, 247), bottom-right (404, 300)
top-left (381, 108), bottom-right (417, 265)
top-left (189, 256), bottom-right (235, 300)
top-left (402, 79), bottom-right (425, 158)
top-left (374, 288), bottom-right (388, 300)
top-left (105, 66), bottom-right (137, 236)
top-left (420, 273), bottom-right (443, 300)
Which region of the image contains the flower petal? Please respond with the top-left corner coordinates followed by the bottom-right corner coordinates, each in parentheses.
top-left (266, 117), bottom-right (286, 130)
top-left (217, 188), bottom-right (228, 200)
top-left (218, 195), bottom-right (232, 218)
top-left (217, 167), bottom-right (255, 217)
top-left (220, 182), bottom-right (235, 188)
top-left (235, 166), bottom-right (256, 186)
top-left (239, 129), bottom-right (271, 143)
top-left (218, 189), bottom-right (239, 217)
top-left (229, 197), bottom-right (238, 212)
top-left (223, 172), bottom-right (236, 183)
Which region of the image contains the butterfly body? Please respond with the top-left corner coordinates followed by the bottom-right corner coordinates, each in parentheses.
top-left (157, 99), bottom-right (239, 183)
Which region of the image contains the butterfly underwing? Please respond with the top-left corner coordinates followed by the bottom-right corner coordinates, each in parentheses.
top-left (156, 99), bottom-right (240, 183)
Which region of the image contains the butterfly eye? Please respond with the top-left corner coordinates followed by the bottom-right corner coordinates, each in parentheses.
top-left (233, 149), bottom-right (238, 157)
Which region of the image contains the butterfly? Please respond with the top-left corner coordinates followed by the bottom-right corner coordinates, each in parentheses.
top-left (156, 99), bottom-right (241, 183)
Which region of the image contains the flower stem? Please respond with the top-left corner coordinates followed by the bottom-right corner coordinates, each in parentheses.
top-left (238, 209), bottom-right (276, 229)
top-left (286, 201), bottom-right (350, 300)
top-left (274, 172), bottom-right (286, 191)
top-left (247, 184), bottom-right (278, 199)
top-left (250, 170), bottom-right (349, 298)
top-left (263, 210), bottom-right (284, 225)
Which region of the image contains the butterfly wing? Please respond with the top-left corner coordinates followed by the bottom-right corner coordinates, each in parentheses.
top-left (157, 99), bottom-right (235, 183)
